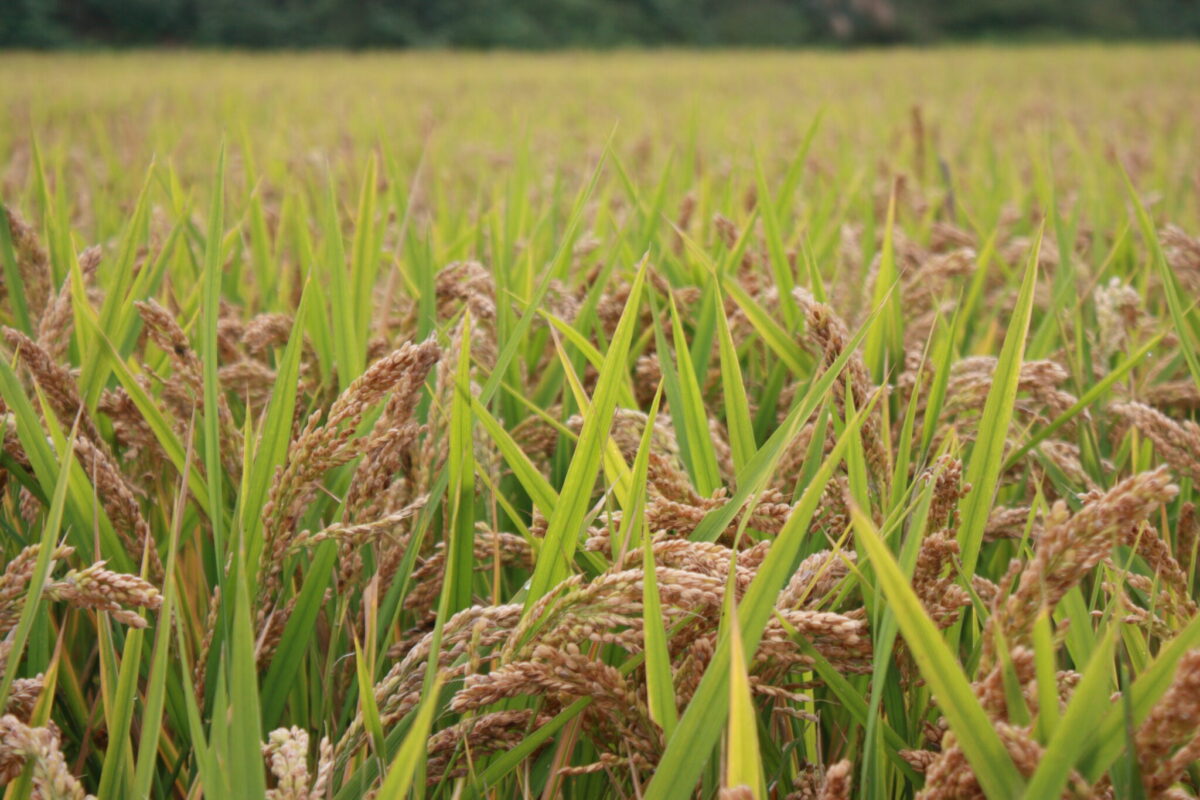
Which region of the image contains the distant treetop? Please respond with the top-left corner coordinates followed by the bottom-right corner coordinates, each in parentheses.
top-left (3, 0), bottom-right (1198, 48)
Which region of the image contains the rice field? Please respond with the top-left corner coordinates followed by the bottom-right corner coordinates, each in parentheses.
top-left (2, 46), bottom-right (1200, 799)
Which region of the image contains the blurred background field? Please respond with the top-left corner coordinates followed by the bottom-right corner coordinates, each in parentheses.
top-left (3, 47), bottom-right (1199, 238)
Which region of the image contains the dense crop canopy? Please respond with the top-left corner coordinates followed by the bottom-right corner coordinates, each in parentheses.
top-left (0, 47), bottom-right (1199, 799)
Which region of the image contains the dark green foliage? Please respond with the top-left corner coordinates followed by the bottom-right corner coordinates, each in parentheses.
top-left (2, 0), bottom-right (1198, 48)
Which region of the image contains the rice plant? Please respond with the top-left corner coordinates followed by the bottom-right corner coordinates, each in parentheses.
top-left (0, 46), bottom-right (1199, 799)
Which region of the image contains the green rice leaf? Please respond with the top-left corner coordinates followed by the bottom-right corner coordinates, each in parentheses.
top-left (637, 388), bottom-right (676, 737)
top-left (377, 677), bottom-right (444, 798)
top-left (725, 609), bottom-right (766, 799)
top-left (1025, 629), bottom-right (1116, 799)
top-left (446, 311), bottom-right (477, 615)
top-left (0, 418), bottom-right (77, 713)
top-left (714, 286), bottom-right (756, 474)
top-left (523, 259), bottom-right (646, 610)
top-left (666, 294), bottom-right (721, 494)
top-left (849, 506), bottom-right (1026, 798)
top-left (200, 145), bottom-right (228, 564)
top-left (957, 226), bottom-right (1042, 575)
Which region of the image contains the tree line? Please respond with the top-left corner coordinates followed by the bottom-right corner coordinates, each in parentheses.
top-left (3, 0), bottom-right (1198, 48)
